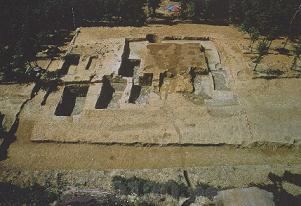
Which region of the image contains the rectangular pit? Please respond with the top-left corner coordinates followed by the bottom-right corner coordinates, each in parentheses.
top-left (60, 54), bottom-right (80, 75)
top-left (139, 73), bottom-right (153, 86)
top-left (119, 59), bottom-right (140, 78)
top-left (95, 77), bottom-right (127, 109)
top-left (85, 56), bottom-right (97, 70)
top-left (55, 85), bottom-right (89, 116)
top-left (129, 85), bottom-right (151, 104)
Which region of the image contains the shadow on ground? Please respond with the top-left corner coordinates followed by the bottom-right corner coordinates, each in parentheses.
top-left (112, 175), bottom-right (224, 200)
top-left (0, 119), bottom-right (19, 161)
top-left (250, 171), bottom-right (301, 206)
top-left (0, 182), bottom-right (58, 205)
top-left (1, 172), bottom-right (300, 205)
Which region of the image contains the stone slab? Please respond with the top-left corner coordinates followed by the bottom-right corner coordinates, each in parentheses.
top-left (214, 187), bottom-right (275, 206)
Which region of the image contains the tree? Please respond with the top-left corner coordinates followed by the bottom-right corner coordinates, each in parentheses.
top-left (229, 0), bottom-right (300, 37)
top-left (265, 26), bottom-right (280, 49)
top-left (284, 2), bottom-right (301, 48)
top-left (0, 112), bottom-right (4, 135)
top-left (229, 0), bottom-right (243, 23)
top-left (254, 39), bottom-right (269, 71)
top-left (291, 43), bottom-right (301, 70)
top-left (247, 27), bottom-right (260, 53)
top-left (148, 0), bottom-right (160, 17)
top-left (180, 0), bottom-right (190, 19)
top-left (0, 0), bottom-right (149, 83)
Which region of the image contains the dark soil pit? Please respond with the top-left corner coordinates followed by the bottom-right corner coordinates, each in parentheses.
top-left (95, 77), bottom-right (115, 109)
top-left (140, 73), bottom-right (153, 86)
top-left (146, 34), bottom-right (160, 43)
top-left (60, 54), bottom-right (80, 75)
top-left (129, 85), bottom-right (142, 104)
top-left (95, 76), bottom-right (127, 109)
top-left (55, 85), bottom-right (89, 116)
top-left (85, 56), bottom-right (97, 70)
top-left (119, 59), bottom-right (140, 77)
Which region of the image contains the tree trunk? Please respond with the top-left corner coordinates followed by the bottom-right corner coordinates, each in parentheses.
top-left (284, 3), bottom-right (301, 48)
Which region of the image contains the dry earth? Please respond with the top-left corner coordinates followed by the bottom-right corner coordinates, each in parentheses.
top-left (0, 24), bottom-right (300, 205)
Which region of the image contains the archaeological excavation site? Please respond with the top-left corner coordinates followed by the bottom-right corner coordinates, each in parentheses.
top-left (29, 34), bottom-right (244, 145)
top-left (0, 25), bottom-right (300, 205)
top-left (1, 1), bottom-right (301, 204)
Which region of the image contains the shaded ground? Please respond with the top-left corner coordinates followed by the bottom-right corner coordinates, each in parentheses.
top-left (1, 167), bottom-right (301, 205)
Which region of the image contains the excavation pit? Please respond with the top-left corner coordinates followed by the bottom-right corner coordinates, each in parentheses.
top-left (85, 56), bottom-right (97, 70)
top-left (129, 85), bottom-right (142, 104)
top-left (139, 73), bottom-right (153, 86)
top-left (60, 54), bottom-right (80, 75)
top-left (55, 85), bottom-right (89, 116)
top-left (95, 77), bottom-right (127, 109)
top-left (119, 59), bottom-right (140, 77)
top-left (95, 77), bottom-right (115, 109)
top-left (146, 34), bottom-right (160, 43)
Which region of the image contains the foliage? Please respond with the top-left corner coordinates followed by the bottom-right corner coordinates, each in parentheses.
top-left (291, 43), bottom-right (301, 70)
top-left (292, 43), bottom-right (301, 57)
top-left (254, 39), bottom-right (269, 71)
top-left (246, 27), bottom-right (260, 52)
top-left (148, 0), bottom-right (161, 17)
top-left (257, 39), bottom-right (269, 56)
top-left (1, 0), bottom-right (300, 82)
top-left (230, 0), bottom-right (301, 36)
top-left (180, 0), bottom-right (189, 18)
top-left (180, 0), bottom-right (229, 20)
top-left (177, 0), bottom-right (300, 37)
top-left (0, 0), bottom-right (147, 83)
top-left (0, 112), bottom-right (4, 135)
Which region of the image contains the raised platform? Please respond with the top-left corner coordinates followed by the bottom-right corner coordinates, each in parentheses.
top-left (5, 31), bottom-right (298, 147)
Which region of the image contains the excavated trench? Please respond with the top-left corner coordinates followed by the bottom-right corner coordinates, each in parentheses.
top-left (60, 53), bottom-right (80, 75)
top-left (129, 85), bottom-right (142, 104)
top-left (55, 85), bottom-right (89, 116)
top-left (95, 76), bottom-right (115, 109)
top-left (119, 59), bottom-right (140, 77)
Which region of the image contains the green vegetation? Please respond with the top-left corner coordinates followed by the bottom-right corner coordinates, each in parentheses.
top-left (247, 27), bottom-right (260, 53)
top-left (254, 39), bottom-right (270, 71)
top-left (230, 0), bottom-right (300, 36)
top-left (292, 43), bottom-right (301, 70)
top-left (148, 0), bottom-right (161, 17)
top-left (0, 112), bottom-right (4, 135)
top-left (180, 0), bottom-right (229, 20)
top-left (178, 0), bottom-right (300, 37)
top-left (0, 0), bottom-right (300, 82)
top-left (0, 0), bottom-right (147, 82)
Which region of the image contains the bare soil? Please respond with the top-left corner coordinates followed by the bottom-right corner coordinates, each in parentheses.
top-left (2, 24), bottom-right (300, 169)
top-left (0, 24), bottom-right (300, 204)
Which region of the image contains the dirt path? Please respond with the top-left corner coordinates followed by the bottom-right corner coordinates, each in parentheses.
top-left (2, 143), bottom-right (301, 170)
top-left (1, 118), bottom-right (300, 170)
